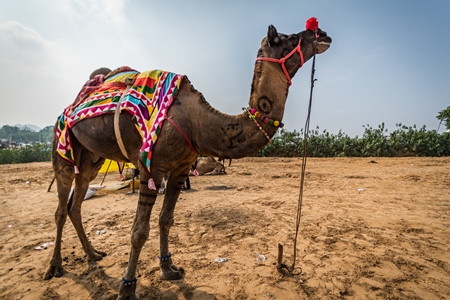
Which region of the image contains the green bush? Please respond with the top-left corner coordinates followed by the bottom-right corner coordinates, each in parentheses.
top-left (359, 123), bottom-right (393, 157)
top-left (256, 123), bottom-right (450, 157)
top-left (390, 124), bottom-right (449, 156)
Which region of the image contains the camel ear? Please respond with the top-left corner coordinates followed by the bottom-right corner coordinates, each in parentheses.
top-left (267, 25), bottom-right (280, 47)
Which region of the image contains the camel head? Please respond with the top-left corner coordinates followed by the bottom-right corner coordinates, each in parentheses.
top-left (257, 18), bottom-right (332, 85)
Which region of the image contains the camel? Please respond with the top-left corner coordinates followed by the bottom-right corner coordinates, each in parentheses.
top-left (191, 156), bottom-right (226, 176)
top-left (44, 19), bottom-right (331, 299)
top-left (160, 156), bottom-right (225, 193)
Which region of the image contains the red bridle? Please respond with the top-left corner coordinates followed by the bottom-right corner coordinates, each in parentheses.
top-left (256, 38), bottom-right (304, 86)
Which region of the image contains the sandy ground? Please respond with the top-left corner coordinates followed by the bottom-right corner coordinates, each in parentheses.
top-left (0, 157), bottom-right (449, 300)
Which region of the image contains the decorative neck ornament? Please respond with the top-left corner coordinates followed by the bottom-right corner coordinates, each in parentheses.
top-left (243, 107), bottom-right (285, 145)
top-left (247, 107), bottom-right (284, 128)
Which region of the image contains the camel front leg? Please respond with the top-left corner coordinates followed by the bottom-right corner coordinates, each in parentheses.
top-left (118, 178), bottom-right (158, 300)
top-left (159, 170), bottom-right (188, 280)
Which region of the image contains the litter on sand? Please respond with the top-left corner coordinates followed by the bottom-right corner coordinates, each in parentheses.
top-left (256, 254), bottom-right (267, 262)
top-left (214, 257), bottom-right (227, 263)
top-left (35, 242), bottom-right (54, 250)
top-left (56, 185), bottom-right (106, 200)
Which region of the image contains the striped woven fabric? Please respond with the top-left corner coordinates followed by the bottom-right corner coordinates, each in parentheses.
top-left (56, 67), bottom-right (185, 174)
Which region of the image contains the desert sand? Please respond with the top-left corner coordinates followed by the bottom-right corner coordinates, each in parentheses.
top-left (0, 157), bottom-right (449, 300)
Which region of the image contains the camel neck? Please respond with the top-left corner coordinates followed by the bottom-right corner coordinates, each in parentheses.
top-left (188, 63), bottom-right (289, 159)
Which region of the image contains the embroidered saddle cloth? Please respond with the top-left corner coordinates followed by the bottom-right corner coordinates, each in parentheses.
top-left (56, 67), bottom-right (185, 174)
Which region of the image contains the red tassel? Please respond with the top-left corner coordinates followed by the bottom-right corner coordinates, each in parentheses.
top-left (148, 178), bottom-right (156, 190)
top-left (306, 17), bottom-right (319, 31)
top-left (119, 173), bottom-right (125, 181)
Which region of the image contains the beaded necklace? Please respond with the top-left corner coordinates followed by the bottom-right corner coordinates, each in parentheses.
top-left (243, 107), bottom-right (285, 144)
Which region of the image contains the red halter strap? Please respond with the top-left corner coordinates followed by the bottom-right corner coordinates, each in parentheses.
top-left (165, 116), bottom-right (198, 154)
top-left (256, 39), bottom-right (304, 86)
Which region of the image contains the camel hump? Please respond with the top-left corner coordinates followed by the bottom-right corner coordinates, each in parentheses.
top-left (89, 67), bottom-right (112, 80)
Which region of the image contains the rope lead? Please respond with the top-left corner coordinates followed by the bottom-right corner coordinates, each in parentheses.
top-left (278, 41), bottom-right (318, 274)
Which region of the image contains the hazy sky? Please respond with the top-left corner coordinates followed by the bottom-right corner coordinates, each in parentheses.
top-left (1, 0), bottom-right (449, 136)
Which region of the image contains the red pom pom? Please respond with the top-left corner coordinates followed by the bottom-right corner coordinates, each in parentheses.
top-left (306, 17), bottom-right (319, 31)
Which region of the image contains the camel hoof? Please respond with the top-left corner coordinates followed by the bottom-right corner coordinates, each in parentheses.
top-left (161, 264), bottom-right (185, 280)
top-left (117, 283), bottom-right (139, 300)
top-left (44, 265), bottom-right (64, 280)
top-left (117, 293), bottom-right (139, 300)
top-left (43, 270), bottom-right (53, 281)
top-left (95, 250), bottom-right (107, 257)
top-left (84, 247), bottom-right (107, 262)
top-left (88, 251), bottom-right (106, 262)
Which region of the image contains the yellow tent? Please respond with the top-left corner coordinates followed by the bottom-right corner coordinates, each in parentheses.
top-left (99, 159), bottom-right (136, 173)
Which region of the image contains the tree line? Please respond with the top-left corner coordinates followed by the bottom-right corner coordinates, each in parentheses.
top-left (0, 125), bottom-right (54, 164)
top-left (0, 118), bottom-right (449, 164)
top-left (0, 125), bottom-right (54, 146)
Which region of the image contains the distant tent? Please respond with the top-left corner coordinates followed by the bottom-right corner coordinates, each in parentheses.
top-left (48, 159), bottom-right (137, 193)
top-left (99, 159), bottom-right (135, 173)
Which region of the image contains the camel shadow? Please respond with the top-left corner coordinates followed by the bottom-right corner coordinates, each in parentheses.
top-left (204, 185), bottom-right (236, 191)
top-left (165, 279), bottom-right (218, 300)
top-left (181, 188), bottom-right (198, 194)
top-left (61, 263), bottom-right (120, 300)
top-left (60, 262), bottom-right (216, 300)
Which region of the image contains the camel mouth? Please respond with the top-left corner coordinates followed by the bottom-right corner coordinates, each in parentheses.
top-left (315, 37), bottom-right (332, 54)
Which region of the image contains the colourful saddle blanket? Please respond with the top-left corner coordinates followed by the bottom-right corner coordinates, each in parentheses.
top-left (56, 67), bottom-right (185, 174)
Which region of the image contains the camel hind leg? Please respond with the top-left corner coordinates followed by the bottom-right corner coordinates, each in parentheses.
top-left (68, 151), bottom-right (106, 261)
top-left (44, 158), bottom-right (75, 280)
top-left (44, 149), bottom-right (105, 280)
